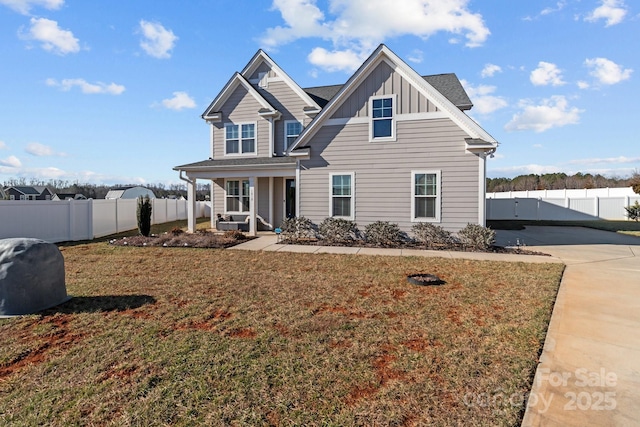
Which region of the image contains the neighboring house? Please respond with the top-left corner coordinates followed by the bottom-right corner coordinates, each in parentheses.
top-left (175, 44), bottom-right (498, 236)
top-left (4, 186), bottom-right (54, 201)
top-left (52, 193), bottom-right (88, 201)
top-left (105, 186), bottom-right (155, 200)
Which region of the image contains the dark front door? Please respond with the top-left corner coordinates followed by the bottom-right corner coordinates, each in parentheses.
top-left (285, 179), bottom-right (296, 218)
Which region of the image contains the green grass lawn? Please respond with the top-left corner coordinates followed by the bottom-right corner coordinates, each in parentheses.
top-left (0, 240), bottom-right (564, 426)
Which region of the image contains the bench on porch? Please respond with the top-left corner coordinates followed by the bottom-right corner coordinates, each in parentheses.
top-left (216, 214), bottom-right (250, 232)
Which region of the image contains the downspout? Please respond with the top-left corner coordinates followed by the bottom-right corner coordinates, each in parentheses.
top-left (179, 170), bottom-right (197, 233)
top-left (478, 148), bottom-right (496, 227)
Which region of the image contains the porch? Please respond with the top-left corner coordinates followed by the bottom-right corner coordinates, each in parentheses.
top-left (174, 157), bottom-right (299, 236)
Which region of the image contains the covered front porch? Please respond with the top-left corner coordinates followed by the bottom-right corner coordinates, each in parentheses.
top-left (174, 157), bottom-right (299, 236)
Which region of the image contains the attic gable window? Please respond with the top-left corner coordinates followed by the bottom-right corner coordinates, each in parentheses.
top-left (225, 123), bottom-right (256, 155)
top-left (370, 95), bottom-right (396, 141)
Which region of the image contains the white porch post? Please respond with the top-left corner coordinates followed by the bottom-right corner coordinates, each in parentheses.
top-left (478, 153), bottom-right (487, 226)
top-left (268, 177), bottom-right (274, 230)
top-left (187, 177), bottom-right (197, 233)
top-left (249, 176), bottom-right (257, 236)
top-left (209, 179), bottom-right (215, 229)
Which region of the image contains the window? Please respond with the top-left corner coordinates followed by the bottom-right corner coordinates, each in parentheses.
top-left (284, 120), bottom-right (303, 151)
top-left (370, 95), bottom-right (395, 141)
top-left (225, 123), bottom-right (256, 155)
top-left (226, 179), bottom-right (250, 212)
top-left (412, 171), bottom-right (441, 222)
top-left (330, 173), bottom-right (355, 219)
top-left (258, 72), bottom-right (268, 89)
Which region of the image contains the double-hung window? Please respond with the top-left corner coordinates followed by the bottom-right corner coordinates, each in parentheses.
top-left (412, 171), bottom-right (441, 222)
top-left (225, 123), bottom-right (256, 155)
top-left (370, 95), bottom-right (395, 141)
top-left (284, 120), bottom-right (303, 151)
top-left (226, 179), bottom-right (250, 213)
top-left (330, 172), bottom-right (355, 219)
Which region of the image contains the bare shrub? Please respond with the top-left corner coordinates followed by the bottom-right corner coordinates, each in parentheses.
top-left (364, 221), bottom-right (404, 246)
top-left (280, 216), bottom-right (316, 241)
top-left (457, 224), bottom-right (496, 250)
top-left (412, 223), bottom-right (457, 249)
top-left (318, 218), bottom-right (358, 244)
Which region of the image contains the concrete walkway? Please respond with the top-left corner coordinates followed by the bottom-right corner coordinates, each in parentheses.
top-left (231, 227), bottom-right (640, 426)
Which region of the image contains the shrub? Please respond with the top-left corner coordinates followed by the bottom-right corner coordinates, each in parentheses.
top-left (318, 218), bottom-right (358, 244)
top-left (170, 227), bottom-right (184, 236)
top-left (136, 196), bottom-right (152, 237)
top-left (625, 200), bottom-right (640, 221)
top-left (223, 230), bottom-right (246, 240)
top-left (412, 222), bottom-right (457, 249)
top-left (457, 223), bottom-right (496, 251)
top-left (364, 221), bottom-right (403, 246)
top-left (280, 216), bottom-right (316, 241)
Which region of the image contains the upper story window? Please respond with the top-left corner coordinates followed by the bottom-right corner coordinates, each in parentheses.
top-left (370, 95), bottom-right (396, 141)
top-left (225, 123), bottom-right (256, 155)
top-left (284, 120), bottom-right (303, 151)
top-left (411, 171), bottom-right (441, 222)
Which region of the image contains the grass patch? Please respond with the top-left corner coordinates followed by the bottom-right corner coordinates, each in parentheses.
top-left (0, 243), bottom-right (563, 426)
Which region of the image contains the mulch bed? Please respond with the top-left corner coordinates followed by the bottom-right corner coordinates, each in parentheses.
top-left (109, 230), bottom-right (253, 249)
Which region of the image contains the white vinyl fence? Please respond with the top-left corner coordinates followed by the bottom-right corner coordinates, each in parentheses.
top-left (487, 188), bottom-right (639, 221)
top-left (0, 199), bottom-right (210, 243)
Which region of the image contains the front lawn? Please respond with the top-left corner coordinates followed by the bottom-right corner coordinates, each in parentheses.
top-left (0, 243), bottom-right (563, 426)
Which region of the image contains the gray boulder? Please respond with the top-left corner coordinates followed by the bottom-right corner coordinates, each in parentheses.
top-left (0, 238), bottom-right (68, 317)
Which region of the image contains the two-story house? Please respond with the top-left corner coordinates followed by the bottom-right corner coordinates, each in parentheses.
top-left (174, 44), bottom-right (497, 236)
top-left (4, 186), bottom-right (54, 201)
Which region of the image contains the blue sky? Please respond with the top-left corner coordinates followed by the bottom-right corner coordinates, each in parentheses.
top-left (0, 0), bottom-right (638, 186)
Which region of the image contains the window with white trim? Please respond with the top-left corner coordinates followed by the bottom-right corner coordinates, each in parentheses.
top-left (284, 120), bottom-right (303, 151)
top-left (258, 72), bottom-right (268, 89)
top-left (225, 123), bottom-right (256, 155)
top-left (330, 173), bottom-right (355, 219)
top-left (370, 95), bottom-right (395, 141)
top-left (225, 179), bottom-right (250, 213)
top-left (412, 171), bottom-right (441, 222)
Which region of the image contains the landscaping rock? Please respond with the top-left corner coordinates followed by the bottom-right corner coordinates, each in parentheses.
top-left (0, 238), bottom-right (68, 316)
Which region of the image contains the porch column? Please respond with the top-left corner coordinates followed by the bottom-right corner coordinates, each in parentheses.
top-left (268, 177), bottom-right (274, 230)
top-left (209, 179), bottom-right (215, 229)
top-left (478, 153), bottom-right (487, 226)
top-left (249, 176), bottom-right (257, 236)
top-left (187, 177), bottom-right (197, 233)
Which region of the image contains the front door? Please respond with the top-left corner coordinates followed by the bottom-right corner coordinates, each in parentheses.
top-left (285, 179), bottom-right (296, 218)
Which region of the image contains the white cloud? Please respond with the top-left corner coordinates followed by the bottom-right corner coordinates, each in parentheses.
top-left (25, 142), bottom-right (65, 157)
top-left (505, 96), bottom-right (583, 133)
top-left (577, 80), bottom-right (590, 89)
top-left (138, 20), bottom-right (178, 59)
top-left (262, 0), bottom-right (490, 72)
top-left (568, 156), bottom-right (640, 165)
top-left (407, 49), bottom-right (424, 64)
top-left (23, 17), bottom-right (79, 55)
top-left (0, 141), bottom-right (7, 150)
top-left (584, 57), bottom-right (632, 85)
top-left (461, 80), bottom-right (507, 115)
top-left (530, 61), bottom-right (565, 86)
top-left (541, 1), bottom-right (567, 16)
top-left (585, 0), bottom-right (627, 26)
top-left (0, 155), bottom-right (22, 168)
top-left (46, 78), bottom-right (125, 95)
top-left (481, 63), bottom-right (501, 78)
top-left (0, 0), bottom-right (63, 14)
top-left (160, 91), bottom-right (196, 111)
top-left (307, 47), bottom-right (366, 73)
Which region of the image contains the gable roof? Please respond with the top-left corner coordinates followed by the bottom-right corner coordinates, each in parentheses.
top-left (241, 50), bottom-right (321, 112)
top-left (6, 186), bottom-right (41, 195)
top-left (290, 44), bottom-right (496, 152)
top-left (201, 72), bottom-right (278, 120)
top-left (303, 74), bottom-right (471, 111)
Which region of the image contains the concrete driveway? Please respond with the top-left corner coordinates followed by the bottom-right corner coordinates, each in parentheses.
top-left (495, 227), bottom-right (640, 426)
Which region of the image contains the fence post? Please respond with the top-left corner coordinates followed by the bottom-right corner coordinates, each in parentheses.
top-left (594, 196), bottom-right (599, 219)
top-left (87, 199), bottom-right (94, 239)
top-left (115, 199), bottom-right (119, 233)
top-left (69, 199), bottom-right (75, 241)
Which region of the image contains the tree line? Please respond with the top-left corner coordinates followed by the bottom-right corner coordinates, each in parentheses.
top-left (487, 172), bottom-right (640, 193)
top-left (1, 178), bottom-right (212, 200)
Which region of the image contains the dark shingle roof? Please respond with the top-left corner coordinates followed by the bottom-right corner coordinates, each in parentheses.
top-left (303, 73), bottom-right (472, 111)
top-left (175, 156), bottom-right (297, 170)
